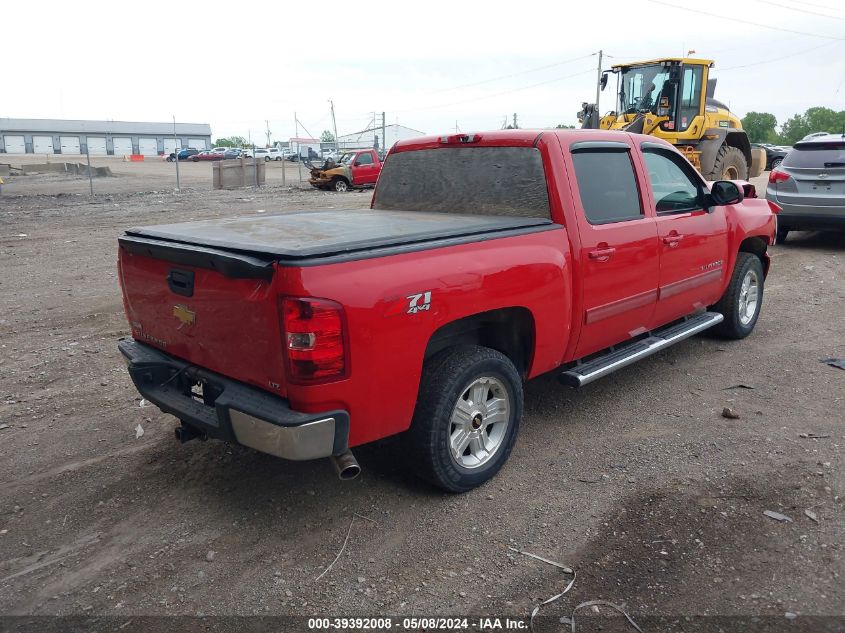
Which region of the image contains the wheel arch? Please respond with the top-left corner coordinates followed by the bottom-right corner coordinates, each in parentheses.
top-left (424, 307), bottom-right (536, 378)
top-left (725, 131), bottom-right (753, 174)
top-left (738, 235), bottom-right (770, 277)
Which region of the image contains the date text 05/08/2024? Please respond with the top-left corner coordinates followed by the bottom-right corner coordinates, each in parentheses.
top-left (307, 617), bottom-right (528, 630)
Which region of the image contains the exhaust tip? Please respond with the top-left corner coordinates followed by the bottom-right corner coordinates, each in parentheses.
top-left (330, 450), bottom-right (361, 481)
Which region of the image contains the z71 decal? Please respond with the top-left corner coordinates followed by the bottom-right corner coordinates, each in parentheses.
top-left (383, 291), bottom-right (433, 317)
top-left (406, 291), bottom-right (432, 314)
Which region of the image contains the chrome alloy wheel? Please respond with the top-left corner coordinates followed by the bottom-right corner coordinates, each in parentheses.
top-left (738, 268), bottom-right (760, 326)
top-left (449, 376), bottom-right (510, 470)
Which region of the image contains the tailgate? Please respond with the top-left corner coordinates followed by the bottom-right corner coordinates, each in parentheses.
top-left (118, 239), bottom-right (287, 397)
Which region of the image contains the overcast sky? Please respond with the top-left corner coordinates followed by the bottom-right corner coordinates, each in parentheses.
top-left (3, 0), bottom-right (844, 142)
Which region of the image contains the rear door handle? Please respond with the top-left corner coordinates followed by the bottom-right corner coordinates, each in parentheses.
top-left (588, 247), bottom-right (616, 261)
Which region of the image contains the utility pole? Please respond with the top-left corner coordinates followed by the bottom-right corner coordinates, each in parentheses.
top-left (265, 120), bottom-right (271, 148)
top-left (85, 146), bottom-right (94, 196)
top-left (295, 112), bottom-right (302, 182)
top-left (513, 113), bottom-right (518, 129)
top-left (595, 49), bottom-right (604, 114)
top-left (249, 130), bottom-right (258, 188)
top-left (381, 111), bottom-right (386, 157)
top-left (172, 115), bottom-right (180, 191)
top-left (329, 100), bottom-right (339, 154)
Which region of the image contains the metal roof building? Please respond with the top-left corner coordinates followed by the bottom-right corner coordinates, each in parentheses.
top-left (0, 118), bottom-right (212, 156)
top-left (337, 123), bottom-right (425, 151)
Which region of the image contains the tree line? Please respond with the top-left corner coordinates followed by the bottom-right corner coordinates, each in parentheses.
top-left (741, 107), bottom-right (845, 145)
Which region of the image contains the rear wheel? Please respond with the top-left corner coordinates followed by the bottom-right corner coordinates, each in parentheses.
top-left (706, 145), bottom-right (748, 181)
top-left (710, 252), bottom-right (764, 339)
top-left (770, 157), bottom-right (783, 170)
top-left (405, 346), bottom-right (523, 492)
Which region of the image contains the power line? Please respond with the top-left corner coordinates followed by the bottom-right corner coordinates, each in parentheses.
top-left (393, 67), bottom-right (596, 114)
top-left (789, 0), bottom-right (845, 13)
top-left (750, 0), bottom-right (845, 21)
top-left (427, 53), bottom-right (596, 95)
top-left (718, 38), bottom-right (840, 70)
top-left (646, 0), bottom-right (845, 40)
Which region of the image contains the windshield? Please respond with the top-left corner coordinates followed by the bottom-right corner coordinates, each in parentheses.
top-left (372, 146), bottom-right (550, 218)
top-left (340, 153), bottom-right (355, 165)
top-left (619, 64), bottom-right (670, 114)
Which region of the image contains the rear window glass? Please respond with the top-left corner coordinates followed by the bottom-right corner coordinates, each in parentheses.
top-left (571, 150), bottom-right (643, 224)
top-left (784, 143), bottom-right (845, 168)
top-left (372, 146), bottom-right (550, 218)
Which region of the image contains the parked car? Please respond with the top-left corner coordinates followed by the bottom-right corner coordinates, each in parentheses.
top-left (166, 148), bottom-right (200, 162)
top-left (308, 149), bottom-right (383, 191)
top-left (766, 133), bottom-right (845, 242)
top-left (117, 129), bottom-right (776, 492)
top-left (801, 132), bottom-right (830, 141)
top-left (751, 143), bottom-right (788, 171)
top-left (252, 148), bottom-right (271, 161)
top-left (265, 148), bottom-right (285, 161)
top-left (189, 150), bottom-right (224, 162)
top-left (222, 149), bottom-right (241, 160)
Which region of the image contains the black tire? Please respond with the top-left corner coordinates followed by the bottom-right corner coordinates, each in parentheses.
top-left (770, 157), bottom-right (783, 170)
top-left (333, 178), bottom-right (349, 192)
top-left (710, 252), bottom-right (764, 339)
top-left (264, 156), bottom-right (271, 162)
top-left (776, 227), bottom-right (789, 243)
top-left (404, 345), bottom-right (523, 492)
top-left (706, 145), bottom-right (748, 181)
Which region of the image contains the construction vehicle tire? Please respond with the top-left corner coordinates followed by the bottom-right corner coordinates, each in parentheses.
top-left (707, 145), bottom-right (748, 181)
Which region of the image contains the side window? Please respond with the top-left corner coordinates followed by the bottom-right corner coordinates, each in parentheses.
top-left (356, 153), bottom-right (374, 165)
top-left (643, 150), bottom-right (702, 213)
top-left (571, 150), bottom-right (643, 224)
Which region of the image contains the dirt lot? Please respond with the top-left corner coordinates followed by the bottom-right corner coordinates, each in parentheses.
top-left (0, 165), bottom-right (842, 631)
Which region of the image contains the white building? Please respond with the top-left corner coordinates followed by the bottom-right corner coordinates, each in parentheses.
top-left (0, 118), bottom-right (212, 156)
top-left (336, 123), bottom-right (425, 152)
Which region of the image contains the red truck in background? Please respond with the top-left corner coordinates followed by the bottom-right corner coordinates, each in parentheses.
top-left (117, 129), bottom-right (778, 492)
top-left (308, 149), bottom-right (383, 192)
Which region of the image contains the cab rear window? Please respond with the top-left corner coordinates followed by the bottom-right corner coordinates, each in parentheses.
top-left (373, 146), bottom-right (550, 219)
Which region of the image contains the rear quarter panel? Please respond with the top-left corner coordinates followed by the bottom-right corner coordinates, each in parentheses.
top-left (278, 229), bottom-right (572, 447)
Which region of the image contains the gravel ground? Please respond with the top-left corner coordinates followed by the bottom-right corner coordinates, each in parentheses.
top-left (0, 169), bottom-right (842, 630)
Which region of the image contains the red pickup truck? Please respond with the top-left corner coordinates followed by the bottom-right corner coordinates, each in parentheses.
top-left (308, 149), bottom-right (383, 192)
top-left (117, 130), bottom-right (777, 492)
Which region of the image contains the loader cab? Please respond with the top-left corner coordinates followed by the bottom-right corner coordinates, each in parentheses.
top-left (608, 58), bottom-right (712, 139)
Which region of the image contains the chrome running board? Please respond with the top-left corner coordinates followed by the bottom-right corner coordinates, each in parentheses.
top-left (558, 311), bottom-right (724, 388)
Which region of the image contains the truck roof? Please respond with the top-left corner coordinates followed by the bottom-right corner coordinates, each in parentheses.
top-left (391, 128), bottom-right (674, 153)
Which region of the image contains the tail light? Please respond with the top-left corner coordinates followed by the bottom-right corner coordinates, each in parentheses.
top-left (768, 169), bottom-right (790, 184)
top-left (280, 297), bottom-right (348, 385)
top-left (767, 200), bottom-right (782, 214)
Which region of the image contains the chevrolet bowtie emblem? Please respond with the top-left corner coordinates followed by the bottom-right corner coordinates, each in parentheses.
top-left (173, 304), bottom-right (196, 326)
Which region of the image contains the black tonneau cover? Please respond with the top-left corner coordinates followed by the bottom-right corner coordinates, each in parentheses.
top-left (124, 209), bottom-right (552, 260)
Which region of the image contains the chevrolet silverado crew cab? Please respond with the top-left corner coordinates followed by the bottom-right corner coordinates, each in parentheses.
top-left (117, 130), bottom-right (777, 492)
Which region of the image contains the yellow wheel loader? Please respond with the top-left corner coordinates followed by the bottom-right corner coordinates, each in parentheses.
top-left (578, 57), bottom-right (764, 180)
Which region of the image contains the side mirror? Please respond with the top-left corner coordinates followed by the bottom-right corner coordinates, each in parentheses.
top-left (709, 180), bottom-right (744, 206)
top-left (600, 72), bottom-right (608, 91)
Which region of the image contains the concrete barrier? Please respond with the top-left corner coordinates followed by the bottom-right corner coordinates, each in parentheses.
top-left (213, 159), bottom-right (265, 189)
top-left (20, 162), bottom-right (112, 177)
